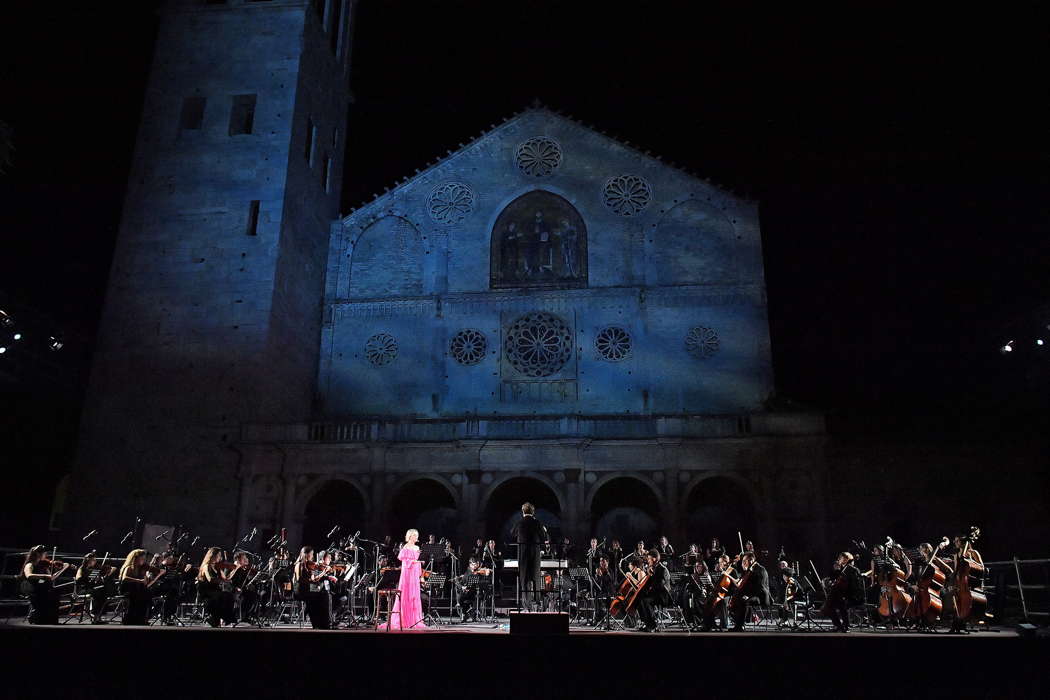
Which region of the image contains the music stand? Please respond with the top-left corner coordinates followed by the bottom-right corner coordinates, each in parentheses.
top-left (421, 574), bottom-right (445, 626)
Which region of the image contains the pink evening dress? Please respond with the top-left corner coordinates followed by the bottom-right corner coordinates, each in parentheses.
top-left (384, 545), bottom-right (427, 630)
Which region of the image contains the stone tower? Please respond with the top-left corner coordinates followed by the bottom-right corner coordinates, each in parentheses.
top-left (68, 0), bottom-right (354, 546)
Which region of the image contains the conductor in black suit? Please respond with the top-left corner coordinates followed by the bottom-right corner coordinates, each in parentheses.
top-left (511, 502), bottom-right (547, 610)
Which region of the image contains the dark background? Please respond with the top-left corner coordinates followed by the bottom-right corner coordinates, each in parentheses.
top-left (1, 2), bottom-right (1046, 550)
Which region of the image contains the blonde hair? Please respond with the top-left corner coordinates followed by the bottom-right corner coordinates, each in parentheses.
top-left (197, 547), bottom-right (222, 582)
top-left (120, 549), bottom-right (147, 580)
top-left (405, 529), bottom-right (419, 541)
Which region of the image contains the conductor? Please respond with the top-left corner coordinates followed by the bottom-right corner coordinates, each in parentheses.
top-left (511, 502), bottom-right (548, 611)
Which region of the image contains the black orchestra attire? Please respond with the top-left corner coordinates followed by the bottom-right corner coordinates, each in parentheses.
top-left (731, 563), bottom-right (772, 630)
top-left (682, 570), bottom-right (712, 627)
top-left (637, 561), bottom-right (674, 631)
top-left (75, 565), bottom-right (110, 623)
top-left (198, 566), bottom-right (236, 628)
top-left (24, 562), bottom-right (60, 625)
top-left (120, 569), bottom-right (153, 626)
top-left (295, 564), bottom-right (332, 630)
top-left (511, 514), bottom-right (547, 609)
top-left (607, 547), bottom-right (625, 582)
top-left (827, 563), bottom-right (865, 632)
top-left (230, 565), bottom-right (259, 623)
top-left (592, 566), bottom-right (615, 622)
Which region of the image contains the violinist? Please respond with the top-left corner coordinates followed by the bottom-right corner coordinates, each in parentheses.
top-left (119, 548), bottom-right (164, 625)
top-left (457, 557), bottom-right (483, 623)
top-left (230, 551), bottom-right (259, 624)
top-left (681, 543), bottom-right (702, 569)
top-left (777, 568), bottom-right (798, 625)
top-left (21, 545), bottom-right (69, 624)
top-left (197, 547), bottom-right (236, 627)
top-left (293, 546), bottom-right (334, 629)
top-left (636, 550), bottom-right (673, 633)
top-left (730, 552), bottom-right (770, 631)
top-left (825, 552), bottom-right (864, 633)
top-left (156, 551), bottom-right (193, 625)
top-left (75, 552), bottom-right (114, 624)
top-left (591, 556), bottom-right (615, 623)
top-left (705, 537), bottom-right (724, 570)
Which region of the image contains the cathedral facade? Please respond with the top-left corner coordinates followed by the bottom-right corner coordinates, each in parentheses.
top-left (70, 0), bottom-right (828, 557)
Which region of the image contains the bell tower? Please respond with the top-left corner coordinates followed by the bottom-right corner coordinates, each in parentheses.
top-left (69, 0), bottom-right (355, 545)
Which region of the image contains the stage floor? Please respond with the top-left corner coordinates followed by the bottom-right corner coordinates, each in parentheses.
top-left (3, 619), bottom-right (1045, 700)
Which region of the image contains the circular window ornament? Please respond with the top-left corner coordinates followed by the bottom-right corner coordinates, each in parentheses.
top-left (594, 325), bottom-right (633, 362)
top-left (364, 332), bottom-right (398, 367)
top-left (602, 174), bottom-right (652, 216)
top-left (515, 137), bottom-right (563, 177)
top-left (450, 328), bottom-right (487, 366)
top-left (685, 326), bottom-right (720, 359)
top-left (427, 182), bottom-right (475, 224)
top-left (504, 311), bottom-right (573, 377)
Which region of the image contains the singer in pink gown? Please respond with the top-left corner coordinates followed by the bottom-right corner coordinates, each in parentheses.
top-left (383, 529), bottom-right (427, 630)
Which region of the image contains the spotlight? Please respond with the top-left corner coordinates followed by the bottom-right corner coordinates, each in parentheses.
top-left (1000, 345), bottom-right (1012, 354)
top-left (48, 336), bottom-right (64, 351)
top-left (0, 309), bottom-right (13, 327)
top-left (0, 346), bottom-right (6, 354)
top-left (12, 333), bottom-right (21, 340)
top-left (1038, 339), bottom-right (1045, 346)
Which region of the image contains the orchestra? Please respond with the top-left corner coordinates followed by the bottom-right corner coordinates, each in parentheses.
top-left (13, 524), bottom-right (995, 634)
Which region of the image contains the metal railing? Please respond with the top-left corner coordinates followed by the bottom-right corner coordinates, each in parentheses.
top-left (985, 557), bottom-right (1050, 624)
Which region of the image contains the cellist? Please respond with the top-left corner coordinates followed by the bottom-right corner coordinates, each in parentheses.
top-left (701, 554), bottom-right (736, 631)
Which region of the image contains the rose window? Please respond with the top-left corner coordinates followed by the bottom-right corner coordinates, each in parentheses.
top-left (364, 332), bottom-right (398, 367)
top-left (427, 182), bottom-right (475, 224)
top-left (594, 325), bottom-right (633, 362)
top-left (685, 326), bottom-right (720, 359)
top-left (602, 174), bottom-right (653, 216)
top-left (515, 137), bottom-right (563, 177)
top-left (504, 311), bottom-right (573, 377)
top-left (449, 329), bottom-right (487, 366)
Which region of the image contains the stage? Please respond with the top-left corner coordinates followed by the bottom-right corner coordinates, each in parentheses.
top-left (2, 620), bottom-right (1045, 699)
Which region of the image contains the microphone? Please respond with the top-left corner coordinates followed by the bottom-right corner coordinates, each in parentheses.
top-left (120, 531), bottom-right (134, 545)
top-left (155, 530), bottom-right (170, 541)
top-left (249, 527), bottom-right (257, 541)
top-left (82, 529), bottom-right (98, 542)
top-left (190, 536), bottom-right (200, 546)
top-left (327, 525), bottom-right (340, 539)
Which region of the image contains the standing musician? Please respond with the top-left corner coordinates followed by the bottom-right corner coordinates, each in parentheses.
top-left (592, 555), bottom-right (615, 623)
top-left (584, 538), bottom-right (606, 570)
top-left (197, 547), bottom-right (236, 627)
top-left (511, 502), bottom-right (548, 611)
top-left (608, 540), bottom-right (625, 582)
top-left (730, 551), bottom-right (771, 631)
top-left (75, 552), bottom-right (115, 624)
top-left (482, 539), bottom-right (501, 568)
top-left (656, 536), bottom-right (675, 562)
top-left (946, 532), bottom-right (985, 633)
top-left (777, 567), bottom-right (799, 625)
top-left (705, 537), bottom-right (724, 570)
top-left (294, 546), bottom-right (335, 629)
top-left (825, 551), bottom-right (865, 633)
top-left (119, 548), bottom-right (165, 625)
top-left (22, 545), bottom-right (70, 625)
top-left (636, 549), bottom-right (673, 633)
top-left (230, 551), bottom-right (259, 624)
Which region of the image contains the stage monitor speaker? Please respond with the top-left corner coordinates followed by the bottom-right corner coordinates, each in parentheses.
top-left (509, 612), bottom-right (569, 635)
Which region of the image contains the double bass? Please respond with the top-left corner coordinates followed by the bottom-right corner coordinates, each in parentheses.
top-left (906, 538), bottom-right (949, 624)
top-left (951, 526), bottom-right (987, 626)
top-left (876, 539), bottom-right (912, 620)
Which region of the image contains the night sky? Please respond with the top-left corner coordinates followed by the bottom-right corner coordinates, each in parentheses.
top-left (0, 3), bottom-right (1047, 537)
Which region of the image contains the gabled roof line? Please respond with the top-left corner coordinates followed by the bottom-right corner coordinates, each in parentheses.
top-left (342, 100), bottom-right (746, 220)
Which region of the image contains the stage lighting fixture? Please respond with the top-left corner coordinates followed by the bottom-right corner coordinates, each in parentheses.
top-left (0, 309), bottom-right (13, 327)
top-left (48, 336), bottom-right (64, 351)
top-left (1038, 339), bottom-right (1044, 346)
top-left (1000, 345), bottom-right (1012, 354)
top-left (13, 333), bottom-right (21, 340)
top-left (0, 346), bottom-right (6, 354)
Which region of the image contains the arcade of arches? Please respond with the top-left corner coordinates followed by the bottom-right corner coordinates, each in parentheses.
top-left (246, 462), bottom-right (828, 559)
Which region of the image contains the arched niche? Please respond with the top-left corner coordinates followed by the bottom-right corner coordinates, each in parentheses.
top-left (682, 476), bottom-right (756, 551)
top-left (651, 199), bottom-right (737, 285)
top-left (589, 475), bottom-right (663, 548)
top-left (348, 215), bottom-right (424, 297)
top-left (301, 479), bottom-right (368, 549)
top-left (483, 476), bottom-right (563, 547)
top-left (388, 477), bottom-right (459, 541)
top-left (490, 190), bottom-right (587, 289)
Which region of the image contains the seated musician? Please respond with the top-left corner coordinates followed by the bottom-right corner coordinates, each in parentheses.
top-left (633, 540), bottom-right (647, 560)
top-left (636, 550), bottom-right (673, 633)
top-left (198, 547), bottom-right (235, 628)
top-left (230, 551), bottom-right (259, 624)
top-left (608, 540), bottom-right (625, 581)
top-left (155, 551), bottom-right (192, 625)
top-left (730, 552), bottom-right (771, 631)
top-left (826, 552), bottom-right (865, 633)
top-left (656, 536), bottom-right (675, 562)
top-left (75, 552), bottom-right (113, 624)
top-left (681, 560), bottom-right (711, 628)
top-left (701, 554), bottom-right (734, 631)
top-left (119, 548), bottom-right (163, 626)
top-left (22, 545), bottom-right (69, 625)
top-left (458, 557), bottom-right (483, 623)
top-left (682, 543), bottom-right (702, 569)
top-left (778, 568), bottom-right (798, 624)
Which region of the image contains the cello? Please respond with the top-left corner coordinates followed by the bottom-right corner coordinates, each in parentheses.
top-left (951, 526), bottom-right (988, 628)
top-left (609, 561), bottom-right (650, 618)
